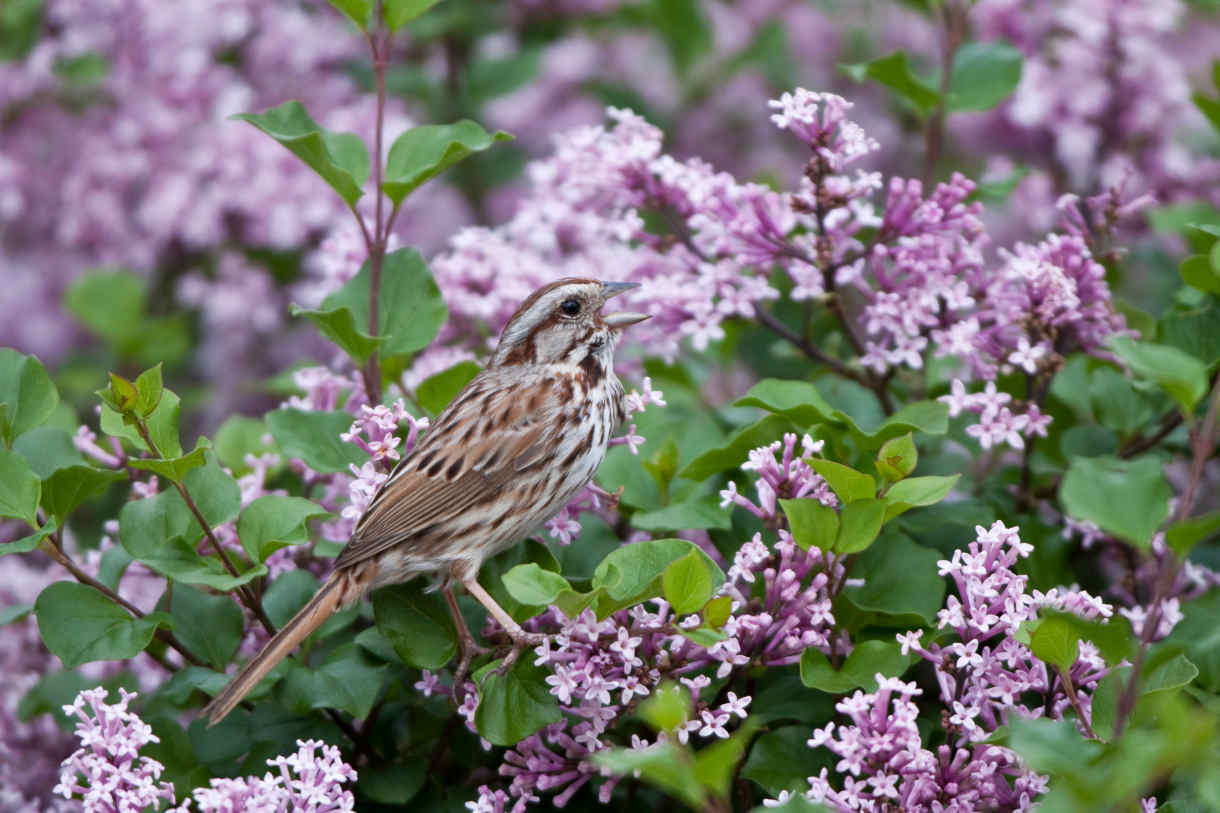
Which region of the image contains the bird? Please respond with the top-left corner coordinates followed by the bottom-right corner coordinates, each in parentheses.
top-left (203, 278), bottom-right (648, 724)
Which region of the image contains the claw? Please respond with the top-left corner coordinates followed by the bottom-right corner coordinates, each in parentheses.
top-left (499, 630), bottom-right (548, 674)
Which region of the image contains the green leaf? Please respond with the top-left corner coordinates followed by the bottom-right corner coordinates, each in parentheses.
top-left (0, 517), bottom-right (56, 557)
top-left (416, 360), bottom-right (480, 414)
top-left (296, 249), bottom-right (448, 362)
top-left (480, 540), bottom-right (561, 622)
top-left (232, 101), bottom-right (370, 206)
top-left (883, 474), bottom-right (960, 520)
top-left (382, 0), bottom-right (443, 29)
top-left (34, 582), bottom-right (170, 667)
top-left (0, 349), bottom-right (58, 445)
top-left (1166, 511), bottom-right (1220, 557)
top-left (662, 550), bottom-right (716, 615)
top-left (841, 51), bottom-right (941, 115)
top-left (703, 595), bottom-right (732, 628)
top-left (1108, 336), bottom-right (1209, 414)
top-left (0, 445), bottom-right (41, 525)
top-left (371, 581), bottom-right (458, 669)
top-left (133, 364), bottom-right (163, 417)
top-left (808, 460), bottom-right (875, 503)
top-left (800, 639), bottom-right (912, 693)
top-left (1060, 455), bottom-right (1170, 550)
top-left (128, 443), bottom-right (208, 484)
top-left (1180, 254), bottom-right (1220, 295)
top-left (592, 742), bottom-right (705, 809)
top-left (841, 533), bottom-right (944, 626)
top-left (592, 538), bottom-right (724, 618)
top-left (680, 414), bottom-right (797, 481)
top-left (288, 303), bottom-right (381, 363)
top-left (945, 40), bottom-right (1023, 112)
top-left (100, 388), bottom-right (183, 458)
top-left (780, 498), bottom-right (839, 552)
top-left (266, 408), bottom-right (365, 473)
top-left (0, 603), bottom-right (32, 625)
top-left (1025, 615), bottom-right (1080, 672)
top-left (637, 682), bottom-right (691, 733)
top-left (12, 426), bottom-right (86, 479)
top-left (1142, 648), bottom-right (1198, 695)
top-left (1158, 303), bottom-right (1220, 369)
top-left (875, 432), bottom-right (917, 482)
top-left (163, 586), bottom-right (244, 670)
top-left (676, 626), bottom-right (726, 648)
top-left (213, 416), bottom-right (276, 474)
top-left (40, 464), bottom-right (124, 521)
top-left (358, 762), bottom-right (426, 806)
top-left (1165, 590), bottom-right (1220, 692)
top-left (280, 643), bottom-right (387, 718)
top-left (694, 720), bottom-right (757, 799)
top-left (732, 379), bottom-right (947, 450)
top-left (648, 0), bottom-right (712, 75)
top-left (327, 0), bottom-right (370, 28)
top-left (632, 495), bottom-right (733, 532)
top-left (474, 657), bottom-right (563, 746)
top-left (119, 456), bottom-right (256, 590)
top-left (835, 498), bottom-right (886, 554)
top-left (501, 562), bottom-right (574, 607)
top-left (237, 495), bottom-right (330, 563)
top-left (382, 121), bottom-right (512, 205)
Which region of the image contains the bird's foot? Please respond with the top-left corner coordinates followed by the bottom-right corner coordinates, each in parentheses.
top-left (498, 630), bottom-right (549, 673)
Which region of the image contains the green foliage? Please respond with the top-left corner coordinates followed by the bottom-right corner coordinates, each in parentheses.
top-left (292, 248), bottom-right (448, 366)
top-left (841, 51), bottom-right (941, 115)
top-left (64, 271), bottom-right (189, 365)
top-left (383, 121), bottom-right (512, 205)
top-left (1060, 455), bottom-right (1170, 550)
top-left (371, 581), bottom-right (458, 669)
top-left (266, 408), bottom-right (365, 473)
top-left (474, 657), bottom-right (563, 745)
top-left (237, 495), bottom-right (330, 562)
top-left (1108, 335), bottom-right (1209, 414)
top-left (945, 40), bottom-right (1023, 112)
top-left (233, 101), bottom-right (370, 206)
top-left (800, 639), bottom-right (912, 692)
top-left (0, 349), bottom-right (58, 447)
top-left (416, 360), bottom-right (480, 414)
top-left (35, 582), bottom-right (171, 667)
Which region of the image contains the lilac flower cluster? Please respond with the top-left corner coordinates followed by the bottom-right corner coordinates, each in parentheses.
top-left (783, 676), bottom-right (1043, 812)
top-left (899, 521), bottom-right (1112, 739)
top-left (768, 521), bottom-right (1115, 810)
top-left (720, 432), bottom-right (837, 523)
top-left (53, 687), bottom-right (176, 811)
top-left (966, 0), bottom-right (1220, 208)
top-left (52, 686), bottom-right (357, 812)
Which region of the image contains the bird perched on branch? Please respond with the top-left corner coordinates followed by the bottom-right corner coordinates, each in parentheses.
top-left (204, 279), bottom-right (648, 724)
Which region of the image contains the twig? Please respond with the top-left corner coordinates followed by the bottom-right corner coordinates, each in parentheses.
top-left (363, 20), bottom-right (389, 407)
top-left (133, 421), bottom-right (278, 637)
top-left (41, 526), bottom-right (206, 669)
top-left (1119, 411), bottom-right (1184, 459)
top-left (921, 2), bottom-right (966, 186)
top-left (1113, 377), bottom-right (1220, 736)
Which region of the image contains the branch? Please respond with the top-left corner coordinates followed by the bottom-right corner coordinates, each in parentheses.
top-left (1113, 377), bottom-right (1220, 736)
top-left (41, 527), bottom-right (206, 669)
top-left (133, 421), bottom-right (278, 637)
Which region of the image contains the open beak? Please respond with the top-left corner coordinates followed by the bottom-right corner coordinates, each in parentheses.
top-left (601, 281), bottom-right (650, 329)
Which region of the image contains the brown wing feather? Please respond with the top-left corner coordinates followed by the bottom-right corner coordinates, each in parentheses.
top-left (333, 373), bottom-right (556, 570)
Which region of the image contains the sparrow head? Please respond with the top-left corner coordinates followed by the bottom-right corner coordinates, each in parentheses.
top-left (492, 278), bottom-right (649, 368)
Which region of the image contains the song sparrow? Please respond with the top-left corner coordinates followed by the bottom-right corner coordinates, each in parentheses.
top-left (204, 279), bottom-right (648, 723)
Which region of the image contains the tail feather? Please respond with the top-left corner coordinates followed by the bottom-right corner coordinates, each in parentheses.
top-left (203, 573), bottom-right (346, 725)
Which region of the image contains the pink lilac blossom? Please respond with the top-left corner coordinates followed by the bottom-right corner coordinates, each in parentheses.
top-left (720, 433), bottom-right (837, 522)
top-left (791, 676), bottom-right (1046, 812)
top-left (965, 0), bottom-right (1220, 208)
top-left (53, 687), bottom-right (176, 811)
top-left (899, 522), bottom-right (1113, 738)
top-left (183, 738), bottom-right (357, 812)
top-left (464, 459), bottom-right (844, 808)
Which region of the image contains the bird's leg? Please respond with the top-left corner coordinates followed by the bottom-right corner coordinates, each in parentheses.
top-left (443, 585), bottom-right (487, 701)
top-left (460, 576), bottom-right (547, 671)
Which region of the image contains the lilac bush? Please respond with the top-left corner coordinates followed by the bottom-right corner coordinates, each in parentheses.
top-left (3, 0), bottom-right (1220, 811)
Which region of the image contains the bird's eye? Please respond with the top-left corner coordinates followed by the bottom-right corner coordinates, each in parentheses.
top-left (560, 299), bottom-right (581, 316)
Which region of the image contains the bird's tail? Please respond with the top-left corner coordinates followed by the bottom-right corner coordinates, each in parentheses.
top-left (203, 571), bottom-right (347, 725)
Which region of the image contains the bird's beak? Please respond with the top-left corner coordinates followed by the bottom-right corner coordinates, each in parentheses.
top-left (600, 281), bottom-right (650, 329)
